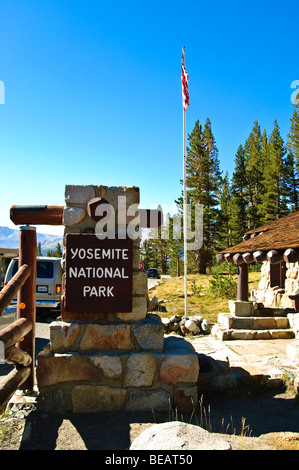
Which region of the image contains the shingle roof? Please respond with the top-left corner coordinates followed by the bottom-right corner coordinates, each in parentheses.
top-left (219, 211), bottom-right (299, 255)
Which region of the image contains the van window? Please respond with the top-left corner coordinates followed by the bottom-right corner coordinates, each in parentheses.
top-left (37, 262), bottom-right (54, 279)
top-left (11, 260), bottom-right (54, 279)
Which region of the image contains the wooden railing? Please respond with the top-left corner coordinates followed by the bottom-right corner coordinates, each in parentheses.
top-left (0, 226), bottom-right (36, 412)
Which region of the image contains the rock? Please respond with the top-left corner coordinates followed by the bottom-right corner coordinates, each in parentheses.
top-left (180, 324), bottom-right (189, 336)
top-left (50, 321), bottom-right (81, 352)
top-left (126, 390), bottom-right (171, 411)
top-left (229, 300), bottom-right (255, 317)
top-left (133, 320), bottom-right (164, 351)
top-left (65, 184), bottom-right (96, 204)
top-left (89, 354), bottom-right (122, 379)
top-left (72, 385), bottom-right (126, 413)
top-left (133, 271), bottom-right (148, 295)
top-left (37, 353), bottom-right (101, 388)
top-left (148, 296), bottom-right (159, 311)
top-left (178, 316), bottom-right (204, 336)
top-left (191, 325), bottom-right (201, 334)
top-left (161, 317), bottom-right (171, 333)
top-left (124, 353), bottom-right (156, 387)
top-left (62, 207), bottom-right (86, 226)
top-left (169, 322), bottom-right (180, 332)
top-left (201, 319), bottom-right (211, 334)
top-left (116, 296), bottom-right (147, 321)
top-left (193, 316), bottom-right (202, 326)
top-left (185, 319), bottom-right (198, 332)
top-left (79, 324), bottom-right (135, 351)
top-left (129, 421), bottom-right (231, 450)
top-left (160, 352), bottom-right (199, 385)
top-left (161, 317), bottom-right (171, 327)
top-left (170, 314), bottom-right (182, 323)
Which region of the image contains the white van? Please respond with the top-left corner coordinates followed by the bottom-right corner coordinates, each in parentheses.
top-left (4, 257), bottom-right (63, 310)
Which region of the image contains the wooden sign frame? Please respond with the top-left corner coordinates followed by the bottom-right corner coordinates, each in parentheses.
top-left (62, 234), bottom-right (133, 319)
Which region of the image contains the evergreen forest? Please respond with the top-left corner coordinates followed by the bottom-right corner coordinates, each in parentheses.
top-left (141, 97), bottom-right (299, 275)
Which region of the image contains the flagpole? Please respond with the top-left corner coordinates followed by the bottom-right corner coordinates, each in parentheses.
top-left (182, 46), bottom-right (188, 318)
top-left (183, 105), bottom-right (188, 318)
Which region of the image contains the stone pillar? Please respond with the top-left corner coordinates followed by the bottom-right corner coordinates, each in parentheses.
top-left (36, 185), bottom-right (199, 414)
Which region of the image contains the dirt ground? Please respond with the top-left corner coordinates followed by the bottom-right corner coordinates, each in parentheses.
top-left (1, 389), bottom-right (299, 451)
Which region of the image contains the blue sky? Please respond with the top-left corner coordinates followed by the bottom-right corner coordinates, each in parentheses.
top-left (0, 0), bottom-right (298, 235)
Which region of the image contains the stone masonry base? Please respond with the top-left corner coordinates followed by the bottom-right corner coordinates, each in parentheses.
top-left (36, 184), bottom-right (199, 414)
top-left (36, 314), bottom-right (199, 414)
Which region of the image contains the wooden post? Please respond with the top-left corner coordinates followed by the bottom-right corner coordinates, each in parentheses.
top-left (0, 367), bottom-right (31, 412)
top-left (284, 248), bottom-right (299, 264)
top-left (17, 226), bottom-right (37, 390)
top-left (0, 264), bottom-right (31, 315)
top-left (242, 252), bottom-right (255, 264)
top-left (10, 205), bottom-right (63, 225)
top-left (0, 318), bottom-right (33, 349)
top-left (267, 250), bottom-right (284, 264)
top-left (237, 263), bottom-right (248, 301)
top-left (253, 251), bottom-right (268, 262)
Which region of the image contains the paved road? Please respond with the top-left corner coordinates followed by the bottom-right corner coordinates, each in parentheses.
top-left (147, 278), bottom-right (161, 290)
top-left (148, 274), bottom-right (169, 290)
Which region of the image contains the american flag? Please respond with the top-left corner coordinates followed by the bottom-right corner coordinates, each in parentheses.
top-left (181, 50), bottom-right (189, 112)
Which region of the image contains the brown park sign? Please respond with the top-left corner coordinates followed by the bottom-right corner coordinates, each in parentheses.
top-left (64, 234), bottom-right (133, 314)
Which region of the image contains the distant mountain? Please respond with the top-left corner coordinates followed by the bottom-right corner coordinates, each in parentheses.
top-left (0, 226), bottom-right (63, 255)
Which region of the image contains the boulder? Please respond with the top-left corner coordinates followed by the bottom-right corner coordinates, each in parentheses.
top-left (129, 421), bottom-right (231, 450)
top-left (185, 319), bottom-right (199, 332)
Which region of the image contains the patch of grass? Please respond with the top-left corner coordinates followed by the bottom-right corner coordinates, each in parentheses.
top-left (150, 271), bottom-right (261, 325)
top-left (0, 408), bottom-right (10, 440)
top-left (164, 395), bottom-right (253, 437)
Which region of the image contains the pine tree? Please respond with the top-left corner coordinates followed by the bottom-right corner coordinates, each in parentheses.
top-left (46, 243), bottom-right (62, 258)
top-left (230, 144), bottom-right (248, 243)
top-left (143, 205), bottom-right (170, 273)
top-left (284, 151), bottom-right (299, 211)
top-left (287, 98), bottom-right (299, 212)
top-left (218, 172), bottom-right (232, 250)
top-left (259, 120), bottom-right (287, 223)
top-left (55, 243), bottom-right (62, 257)
top-left (288, 98), bottom-right (299, 164)
top-left (140, 238), bottom-right (156, 271)
top-left (37, 242), bottom-right (42, 256)
top-left (166, 214), bottom-right (184, 276)
top-left (184, 118), bottom-right (222, 273)
top-left (244, 120), bottom-right (264, 229)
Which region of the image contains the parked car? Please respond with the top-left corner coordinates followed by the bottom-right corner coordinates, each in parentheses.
top-left (4, 257), bottom-right (63, 310)
top-left (147, 268), bottom-right (161, 279)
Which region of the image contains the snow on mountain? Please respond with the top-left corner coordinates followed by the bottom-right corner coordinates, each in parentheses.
top-left (0, 226), bottom-right (63, 255)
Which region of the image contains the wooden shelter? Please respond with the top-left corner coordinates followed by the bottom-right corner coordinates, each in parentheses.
top-left (217, 211), bottom-right (299, 303)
